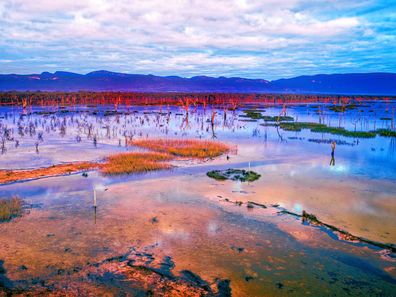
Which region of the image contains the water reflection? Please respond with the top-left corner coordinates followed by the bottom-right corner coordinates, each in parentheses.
top-left (0, 100), bottom-right (395, 295)
top-left (330, 141), bottom-right (336, 166)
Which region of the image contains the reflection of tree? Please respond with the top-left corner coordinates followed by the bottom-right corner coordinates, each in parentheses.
top-left (180, 113), bottom-right (190, 130)
top-left (275, 126), bottom-right (284, 142)
top-left (0, 259), bottom-right (12, 290)
top-left (329, 154), bottom-right (335, 166)
top-left (211, 111), bottom-right (217, 139)
top-left (275, 105), bottom-right (286, 142)
top-left (350, 113), bottom-right (361, 132)
top-left (389, 137), bottom-right (396, 156)
top-left (330, 141), bottom-right (336, 166)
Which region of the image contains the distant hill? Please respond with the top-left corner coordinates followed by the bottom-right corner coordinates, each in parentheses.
top-left (270, 73), bottom-right (396, 95)
top-left (0, 70), bottom-right (395, 95)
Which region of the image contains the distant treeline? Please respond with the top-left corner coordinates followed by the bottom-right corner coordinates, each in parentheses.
top-left (0, 91), bottom-right (394, 108)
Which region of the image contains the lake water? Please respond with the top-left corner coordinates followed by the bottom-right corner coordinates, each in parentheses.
top-left (0, 100), bottom-right (395, 296)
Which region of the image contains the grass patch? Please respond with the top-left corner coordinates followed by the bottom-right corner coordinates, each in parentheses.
top-left (376, 129), bottom-right (396, 137)
top-left (100, 152), bottom-right (172, 175)
top-left (207, 169), bottom-right (261, 182)
top-left (0, 139), bottom-right (230, 183)
top-left (0, 162), bottom-right (97, 184)
top-left (130, 139), bottom-right (230, 159)
top-left (329, 104), bottom-right (357, 112)
top-left (0, 196), bottom-right (22, 221)
top-left (241, 110), bottom-right (262, 120)
top-left (310, 126), bottom-right (376, 138)
top-left (243, 108), bottom-right (266, 112)
top-left (262, 115), bottom-right (294, 122)
top-left (279, 122), bottom-right (376, 138)
top-left (241, 110), bottom-right (294, 122)
top-left (279, 122), bottom-right (327, 132)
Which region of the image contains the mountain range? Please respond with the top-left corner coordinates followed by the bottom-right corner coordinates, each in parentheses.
top-left (0, 71), bottom-right (395, 95)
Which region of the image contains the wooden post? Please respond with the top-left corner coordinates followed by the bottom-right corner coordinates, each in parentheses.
top-left (93, 188), bottom-right (97, 208)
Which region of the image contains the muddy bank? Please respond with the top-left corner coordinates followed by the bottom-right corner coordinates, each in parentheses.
top-left (218, 197), bottom-right (396, 254)
top-left (0, 139), bottom-right (231, 185)
top-left (0, 248), bottom-right (231, 297)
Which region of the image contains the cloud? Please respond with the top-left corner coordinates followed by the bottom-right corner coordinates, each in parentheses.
top-left (0, 0), bottom-right (394, 78)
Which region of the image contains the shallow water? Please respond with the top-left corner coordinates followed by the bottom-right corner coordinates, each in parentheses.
top-left (0, 101), bottom-right (395, 296)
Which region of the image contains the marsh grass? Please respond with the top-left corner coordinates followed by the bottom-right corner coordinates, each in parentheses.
top-left (310, 126), bottom-right (376, 138)
top-left (0, 196), bottom-right (22, 221)
top-left (241, 110), bottom-right (294, 122)
top-left (100, 152), bottom-right (172, 175)
top-left (329, 104), bottom-right (357, 112)
top-left (279, 122), bottom-right (327, 131)
top-left (262, 115), bottom-right (294, 122)
top-left (241, 110), bottom-right (262, 120)
top-left (0, 162), bottom-right (97, 184)
top-left (376, 129), bottom-right (396, 137)
top-left (279, 122), bottom-right (377, 138)
top-left (0, 138), bottom-right (230, 183)
top-left (130, 139), bottom-right (230, 159)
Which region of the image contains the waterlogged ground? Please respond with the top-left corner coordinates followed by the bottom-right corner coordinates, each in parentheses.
top-left (0, 100), bottom-right (395, 296)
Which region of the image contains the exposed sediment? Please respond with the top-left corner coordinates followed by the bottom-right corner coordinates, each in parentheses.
top-left (0, 248), bottom-right (231, 297)
top-left (218, 197), bottom-right (396, 254)
top-left (0, 139), bottom-right (231, 185)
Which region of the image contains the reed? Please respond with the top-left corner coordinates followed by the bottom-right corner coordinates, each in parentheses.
top-left (100, 152), bottom-right (172, 175)
top-left (130, 138), bottom-right (230, 158)
top-left (0, 196), bottom-right (22, 221)
top-left (0, 162), bottom-right (96, 184)
top-left (0, 139), bottom-right (229, 183)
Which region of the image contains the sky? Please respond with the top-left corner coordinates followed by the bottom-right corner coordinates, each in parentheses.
top-left (0, 0), bottom-right (395, 79)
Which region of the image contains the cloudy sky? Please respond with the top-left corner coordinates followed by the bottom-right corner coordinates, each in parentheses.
top-left (0, 0), bottom-right (395, 79)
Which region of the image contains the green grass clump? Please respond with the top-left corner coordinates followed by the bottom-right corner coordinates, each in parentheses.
top-left (241, 110), bottom-right (293, 122)
top-left (262, 115), bottom-right (294, 122)
top-left (207, 170), bottom-right (228, 181)
top-left (242, 109), bottom-right (266, 113)
top-left (241, 110), bottom-right (262, 120)
top-left (207, 169), bottom-right (261, 182)
top-left (279, 122), bottom-right (376, 138)
top-left (279, 122), bottom-right (326, 132)
top-left (329, 104), bottom-right (357, 112)
top-left (0, 197), bottom-right (22, 221)
top-left (310, 126), bottom-right (376, 138)
top-left (376, 129), bottom-right (396, 137)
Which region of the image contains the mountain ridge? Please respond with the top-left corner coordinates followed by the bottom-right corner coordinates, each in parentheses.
top-left (0, 71), bottom-right (395, 95)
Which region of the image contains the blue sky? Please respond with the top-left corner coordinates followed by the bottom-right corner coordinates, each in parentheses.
top-left (0, 0), bottom-right (395, 79)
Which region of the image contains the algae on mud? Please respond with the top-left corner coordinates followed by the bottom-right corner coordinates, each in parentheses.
top-left (207, 169), bottom-right (261, 182)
